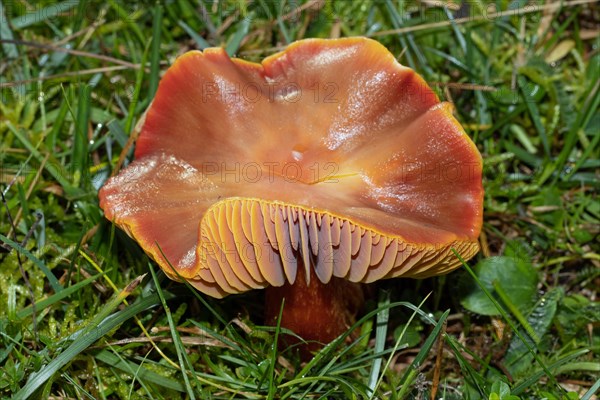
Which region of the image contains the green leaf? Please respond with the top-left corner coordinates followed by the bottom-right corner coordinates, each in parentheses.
top-left (555, 294), bottom-right (600, 343)
top-left (392, 323), bottom-right (421, 348)
top-left (489, 381), bottom-right (521, 399)
top-left (504, 288), bottom-right (563, 377)
top-left (461, 257), bottom-right (538, 316)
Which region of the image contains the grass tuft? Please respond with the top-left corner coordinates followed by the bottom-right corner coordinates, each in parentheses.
top-left (1, 0), bottom-right (598, 398)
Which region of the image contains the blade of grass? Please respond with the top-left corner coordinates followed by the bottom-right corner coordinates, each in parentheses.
top-left (73, 83), bottom-right (91, 187)
top-left (282, 300), bottom-right (434, 399)
top-left (123, 40), bottom-right (149, 135)
top-left (444, 335), bottom-right (488, 397)
top-left (225, 18), bottom-right (250, 56)
top-left (0, 233), bottom-right (62, 293)
top-left (148, 262), bottom-right (198, 399)
top-left (397, 309), bottom-right (450, 398)
top-left (292, 333), bottom-right (374, 398)
top-left (276, 1), bottom-right (292, 45)
top-left (106, 119), bottom-right (128, 149)
top-left (15, 275), bottom-right (147, 399)
top-left (492, 281), bottom-right (540, 343)
top-left (0, 1), bottom-right (18, 58)
top-left (96, 345), bottom-right (164, 399)
top-left (504, 141), bottom-right (541, 168)
top-left (277, 375), bottom-right (359, 394)
top-left (510, 124), bottom-right (538, 155)
top-left (546, 76), bottom-right (600, 184)
top-left (372, 294), bottom-right (432, 398)
top-left (454, 250), bottom-right (564, 394)
top-left (518, 76), bottom-right (549, 157)
top-left (187, 320), bottom-right (242, 353)
top-left (5, 121), bottom-right (75, 194)
top-left (382, 0), bottom-right (415, 69)
top-left (149, 4), bottom-right (162, 99)
top-left (445, 6), bottom-right (466, 54)
top-left (10, 1), bottom-right (77, 30)
top-left (581, 378), bottom-right (600, 400)
top-left (62, 373), bottom-right (95, 399)
top-left (511, 349), bottom-right (590, 395)
top-left (503, 288), bottom-right (563, 377)
top-left (267, 299), bottom-right (284, 400)
top-left (72, 0), bottom-right (88, 34)
top-left (539, 9), bottom-right (580, 54)
top-left (97, 347), bottom-right (174, 396)
top-left (366, 289), bottom-right (390, 397)
top-left (46, 98), bottom-right (69, 155)
top-left (17, 272), bottom-right (103, 318)
top-left (287, 299), bottom-right (437, 399)
top-left (168, 263), bottom-right (229, 327)
top-left (178, 20), bottom-right (211, 49)
top-left (564, 79), bottom-right (600, 179)
top-left (106, 0), bottom-right (145, 44)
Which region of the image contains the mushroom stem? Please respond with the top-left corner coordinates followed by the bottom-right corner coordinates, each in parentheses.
top-left (264, 260), bottom-right (365, 359)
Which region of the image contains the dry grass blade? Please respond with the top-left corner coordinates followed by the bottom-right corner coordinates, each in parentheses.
top-left (369, 0), bottom-right (598, 37)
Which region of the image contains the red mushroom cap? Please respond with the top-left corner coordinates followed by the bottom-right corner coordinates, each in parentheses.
top-left (99, 37), bottom-right (483, 298)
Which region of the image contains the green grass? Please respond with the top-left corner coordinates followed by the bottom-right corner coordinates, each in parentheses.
top-left (1, 0), bottom-right (599, 398)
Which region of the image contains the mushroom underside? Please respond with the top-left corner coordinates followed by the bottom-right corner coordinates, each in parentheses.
top-left (98, 37), bottom-right (484, 354)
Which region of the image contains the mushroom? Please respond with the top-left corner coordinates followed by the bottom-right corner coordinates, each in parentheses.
top-left (99, 37), bottom-right (483, 354)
